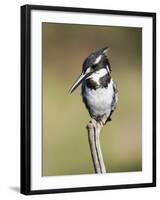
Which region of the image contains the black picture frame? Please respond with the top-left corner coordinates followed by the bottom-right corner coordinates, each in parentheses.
top-left (21, 4), bottom-right (156, 195)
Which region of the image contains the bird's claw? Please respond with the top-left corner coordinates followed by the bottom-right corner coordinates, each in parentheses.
top-left (99, 114), bottom-right (107, 126)
top-left (89, 118), bottom-right (99, 129)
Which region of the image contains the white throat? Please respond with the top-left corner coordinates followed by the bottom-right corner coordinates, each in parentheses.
top-left (86, 68), bottom-right (107, 84)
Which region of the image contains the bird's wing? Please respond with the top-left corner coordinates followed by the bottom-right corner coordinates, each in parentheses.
top-left (106, 80), bottom-right (118, 122)
top-left (111, 80), bottom-right (118, 111)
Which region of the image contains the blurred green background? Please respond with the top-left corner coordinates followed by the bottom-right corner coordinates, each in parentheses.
top-left (42, 23), bottom-right (142, 176)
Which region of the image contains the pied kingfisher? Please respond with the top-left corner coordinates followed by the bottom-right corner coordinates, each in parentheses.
top-left (69, 47), bottom-right (118, 125)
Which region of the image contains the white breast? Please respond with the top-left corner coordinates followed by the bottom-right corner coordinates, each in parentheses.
top-left (83, 79), bottom-right (114, 118)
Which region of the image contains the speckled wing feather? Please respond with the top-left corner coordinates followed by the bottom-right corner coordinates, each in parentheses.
top-left (106, 80), bottom-right (118, 122)
top-left (112, 80), bottom-right (118, 111)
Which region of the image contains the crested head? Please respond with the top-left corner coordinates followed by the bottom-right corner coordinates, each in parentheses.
top-left (82, 47), bottom-right (111, 74)
top-left (69, 47), bottom-right (111, 94)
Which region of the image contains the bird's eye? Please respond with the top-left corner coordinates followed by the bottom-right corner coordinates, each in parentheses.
top-left (92, 64), bottom-right (97, 69)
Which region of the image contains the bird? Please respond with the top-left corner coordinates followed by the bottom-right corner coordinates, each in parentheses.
top-left (69, 47), bottom-right (118, 125)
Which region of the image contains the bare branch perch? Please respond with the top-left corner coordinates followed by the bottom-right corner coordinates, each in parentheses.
top-left (86, 119), bottom-right (106, 173)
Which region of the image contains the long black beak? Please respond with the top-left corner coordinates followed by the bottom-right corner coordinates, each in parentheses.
top-left (69, 72), bottom-right (87, 94)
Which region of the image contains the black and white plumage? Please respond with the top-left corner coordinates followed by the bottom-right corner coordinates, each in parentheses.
top-left (69, 47), bottom-right (118, 125)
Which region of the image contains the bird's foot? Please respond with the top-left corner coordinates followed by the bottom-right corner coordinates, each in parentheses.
top-left (87, 118), bottom-right (101, 130)
top-left (98, 115), bottom-right (107, 126)
top-left (87, 117), bottom-right (106, 133)
top-left (89, 118), bottom-right (99, 129)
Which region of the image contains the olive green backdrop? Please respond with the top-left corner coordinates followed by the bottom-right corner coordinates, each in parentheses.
top-left (42, 23), bottom-right (142, 176)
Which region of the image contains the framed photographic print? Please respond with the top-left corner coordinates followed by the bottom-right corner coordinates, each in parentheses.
top-left (21, 4), bottom-right (156, 195)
